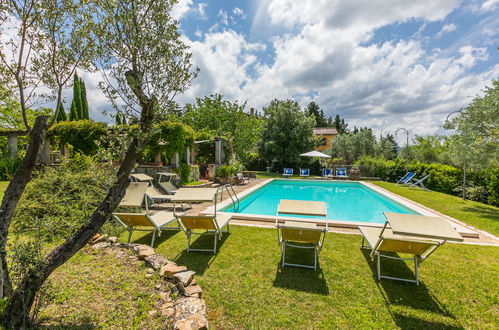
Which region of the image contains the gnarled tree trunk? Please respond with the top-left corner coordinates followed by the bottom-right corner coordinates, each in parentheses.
top-left (0, 116), bottom-right (48, 299)
top-left (3, 138), bottom-right (139, 328)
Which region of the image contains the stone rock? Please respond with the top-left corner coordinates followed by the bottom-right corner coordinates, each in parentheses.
top-left (92, 242), bottom-right (110, 250)
top-left (115, 251), bottom-right (128, 259)
top-left (160, 263), bottom-right (188, 278)
top-left (144, 254), bottom-right (168, 270)
top-left (133, 245), bottom-right (156, 259)
top-left (184, 285), bottom-right (202, 298)
top-left (92, 234), bottom-right (109, 244)
top-left (159, 291), bottom-right (171, 301)
top-left (176, 282), bottom-right (185, 294)
top-left (174, 297), bottom-right (207, 330)
top-left (173, 271), bottom-right (196, 286)
top-left (109, 236), bottom-right (118, 244)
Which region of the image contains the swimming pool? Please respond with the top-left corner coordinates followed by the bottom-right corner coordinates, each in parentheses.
top-left (221, 180), bottom-right (420, 224)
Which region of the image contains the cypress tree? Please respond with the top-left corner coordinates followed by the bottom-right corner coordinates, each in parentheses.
top-left (69, 100), bottom-right (78, 121)
top-left (72, 73), bottom-right (83, 120)
top-left (80, 78), bottom-right (89, 119)
top-left (56, 102), bottom-right (67, 122)
top-left (115, 112), bottom-right (122, 125)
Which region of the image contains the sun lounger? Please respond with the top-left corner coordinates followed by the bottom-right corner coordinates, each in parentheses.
top-left (283, 168), bottom-right (293, 178)
top-left (236, 172), bottom-right (250, 185)
top-left (396, 172), bottom-right (415, 185)
top-left (276, 200), bottom-right (327, 270)
top-left (119, 182), bottom-right (149, 211)
top-left (322, 168), bottom-right (332, 179)
top-left (130, 173), bottom-right (154, 183)
top-left (112, 211), bottom-right (179, 247)
top-left (146, 186), bottom-right (172, 206)
top-left (359, 212), bottom-right (463, 285)
top-left (277, 221), bottom-right (326, 270)
top-left (408, 175), bottom-right (429, 191)
top-left (160, 181), bottom-right (178, 194)
top-left (299, 168), bottom-right (310, 177)
top-left (176, 214), bottom-right (232, 254)
top-left (334, 168), bottom-right (348, 179)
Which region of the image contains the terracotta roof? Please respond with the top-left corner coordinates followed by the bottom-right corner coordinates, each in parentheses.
top-left (313, 127), bottom-right (338, 135)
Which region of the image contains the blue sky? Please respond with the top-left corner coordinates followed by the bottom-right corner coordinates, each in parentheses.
top-left (81, 0), bottom-right (499, 143)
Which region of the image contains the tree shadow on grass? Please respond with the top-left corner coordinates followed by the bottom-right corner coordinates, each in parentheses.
top-left (391, 312), bottom-right (463, 329)
top-left (132, 227), bottom-right (181, 247)
top-left (35, 315), bottom-right (96, 329)
top-left (272, 245), bottom-right (329, 295)
top-left (462, 205), bottom-right (499, 222)
top-left (360, 249), bottom-right (462, 328)
top-left (172, 233), bottom-right (231, 275)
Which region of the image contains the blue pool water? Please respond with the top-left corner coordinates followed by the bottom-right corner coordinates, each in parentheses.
top-left (222, 180), bottom-right (419, 223)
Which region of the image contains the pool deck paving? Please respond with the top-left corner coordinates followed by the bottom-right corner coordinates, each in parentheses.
top-left (151, 178), bottom-right (499, 246)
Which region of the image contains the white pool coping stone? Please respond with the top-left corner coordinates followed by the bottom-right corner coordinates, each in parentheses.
top-left (202, 178), bottom-right (481, 239)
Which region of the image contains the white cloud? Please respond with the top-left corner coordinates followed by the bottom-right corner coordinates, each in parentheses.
top-left (478, 0), bottom-right (499, 12)
top-left (171, 0), bottom-right (193, 20)
top-left (218, 10), bottom-right (228, 26)
top-left (436, 23), bottom-right (457, 37)
top-left (171, 0), bottom-right (208, 21)
top-left (178, 0), bottom-right (495, 140)
top-left (232, 7), bottom-right (246, 19)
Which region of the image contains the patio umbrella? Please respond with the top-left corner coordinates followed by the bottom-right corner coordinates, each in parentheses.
top-left (299, 150), bottom-right (331, 158)
top-left (299, 150), bottom-right (331, 169)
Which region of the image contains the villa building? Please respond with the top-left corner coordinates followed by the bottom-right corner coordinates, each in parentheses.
top-left (313, 127), bottom-right (338, 152)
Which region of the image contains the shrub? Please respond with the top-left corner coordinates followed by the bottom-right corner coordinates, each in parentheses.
top-left (175, 162), bottom-right (191, 185)
top-left (0, 154), bottom-right (21, 180)
top-left (12, 154), bottom-right (117, 241)
top-left (49, 120), bottom-right (108, 155)
top-left (486, 167), bottom-right (499, 206)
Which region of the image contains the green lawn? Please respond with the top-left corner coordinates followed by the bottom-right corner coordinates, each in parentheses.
top-left (0, 181), bottom-right (8, 200)
top-left (128, 225), bottom-right (498, 329)
top-left (371, 181), bottom-right (499, 237)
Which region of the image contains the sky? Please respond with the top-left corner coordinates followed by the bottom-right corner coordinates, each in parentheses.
top-left (54, 0), bottom-right (499, 143)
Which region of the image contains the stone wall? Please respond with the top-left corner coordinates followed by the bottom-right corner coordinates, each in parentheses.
top-left (91, 234), bottom-right (208, 329)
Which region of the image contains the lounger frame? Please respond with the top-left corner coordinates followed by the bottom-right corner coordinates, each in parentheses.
top-left (361, 222), bottom-right (441, 285)
top-left (277, 227), bottom-right (326, 270)
top-left (177, 215), bottom-right (231, 254)
top-left (112, 213), bottom-right (178, 247)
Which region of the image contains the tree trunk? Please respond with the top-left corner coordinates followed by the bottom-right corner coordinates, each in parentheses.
top-left (0, 116), bottom-right (48, 299)
top-left (3, 138), bottom-right (139, 328)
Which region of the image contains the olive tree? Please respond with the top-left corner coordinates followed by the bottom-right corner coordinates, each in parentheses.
top-left (0, 0), bottom-right (95, 304)
top-left (2, 0), bottom-right (196, 327)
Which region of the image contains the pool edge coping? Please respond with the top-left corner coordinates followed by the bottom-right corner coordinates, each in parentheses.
top-left (203, 178), bottom-right (484, 239)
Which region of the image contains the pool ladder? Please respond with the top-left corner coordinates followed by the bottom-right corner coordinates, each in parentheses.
top-left (220, 184), bottom-right (240, 212)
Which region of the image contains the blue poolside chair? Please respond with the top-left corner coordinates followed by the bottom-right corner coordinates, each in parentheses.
top-left (322, 168), bottom-right (333, 179)
top-left (335, 168), bottom-right (348, 180)
top-left (299, 168), bottom-right (310, 177)
top-left (396, 172), bottom-right (415, 185)
top-left (408, 175), bottom-right (429, 191)
top-left (283, 168), bottom-right (293, 178)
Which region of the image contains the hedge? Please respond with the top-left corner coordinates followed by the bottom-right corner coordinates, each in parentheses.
top-left (49, 120), bottom-right (108, 155)
top-left (356, 156), bottom-right (499, 206)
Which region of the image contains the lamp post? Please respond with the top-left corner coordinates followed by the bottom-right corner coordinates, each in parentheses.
top-left (395, 128), bottom-right (409, 171)
top-left (445, 110), bottom-right (467, 200)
